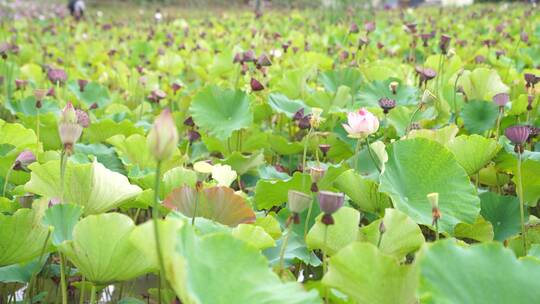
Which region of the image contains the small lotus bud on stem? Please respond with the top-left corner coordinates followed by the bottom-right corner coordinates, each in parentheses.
top-left (377, 220), bottom-right (386, 247)
top-left (147, 108), bottom-right (179, 161)
top-left (58, 102), bottom-right (83, 155)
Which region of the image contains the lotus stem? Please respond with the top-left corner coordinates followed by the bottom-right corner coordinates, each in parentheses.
top-left (517, 152), bottom-right (527, 253)
top-left (406, 103), bottom-right (422, 136)
top-left (302, 128), bottom-right (313, 173)
top-left (89, 285), bottom-right (96, 304)
top-left (452, 71), bottom-right (463, 124)
top-left (59, 253), bottom-right (68, 304)
top-left (435, 221), bottom-right (439, 241)
top-left (277, 222), bottom-right (293, 277)
top-left (36, 110), bottom-right (40, 160)
top-left (494, 107), bottom-right (503, 141)
top-left (191, 189), bottom-right (199, 226)
top-left (353, 138), bottom-right (361, 171)
top-left (60, 150), bottom-right (68, 203)
top-left (152, 160), bottom-right (166, 304)
top-left (303, 195), bottom-right (314, 239)
top-left (322, 225), bottom-right (329, 304)
top-left (365, 137), bottom-right (381, 173)
top-left (78, 277), bottom-right (85, 304)
top-left (26, 229), bottom-right (51, 303)
top-left (2, 166), bottom-right (13, 197)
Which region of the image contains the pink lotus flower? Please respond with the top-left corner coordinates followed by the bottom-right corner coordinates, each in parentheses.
top-left (342, 108), bottom-right (379, 138)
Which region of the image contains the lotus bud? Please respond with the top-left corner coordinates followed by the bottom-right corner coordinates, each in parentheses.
top-left (288, 190), bottom-right (311, 214)
top-left (379, 220), bottom-right (386, 234)
top-left (521, 31), bottom-right (529, 43)
top-left (364, 21), bottom-right (376, 34)
top-left (233, 52), bottom-right (242, 64)
top-left (297, 116), bottom-right (311, 130)
top-left (171, 82), bottom-right (182, 94)
top-left (58, 102), bottom-right (83, 153)
top-left (439, 34), bottom-right (451, 55)
top-left (318, 191), bottom-right (344, 225)
top-left (147, 109), bottom-right (179, 161)
top-left (13, 150), bottom-right (36, 171)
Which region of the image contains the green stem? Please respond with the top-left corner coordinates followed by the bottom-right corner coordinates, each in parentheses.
top-left (494, 107), bottom-right (503, 141)
top-left (517, 152), bottom-right (527, 253)
top-left (302, 128), bottom-right (313, 173)
top-left (60, 150), bottom-right (68, 203)
top-left (277, 223), bottom-right (293, 276)
top-left (78, 277), bottom-right (85, 304)
top-left (406, 104), bottom-right (422, 136)
top-left (191, 190), bottom-right (199, 226)
top-left (2, 166), bottom-right (13, 197)
top-left (452, 71), bottom-right (463, 124)
top-left (353, 138), bottom-right (361, 171)
top-left (36, 110), bottom-right (40, 160)
top-left (26, 230), bottom-right (51, 303)
top-left (59, 253), bottom-right (68, 304)
top-left (303, 195), bottom-right (314, 239)
top-left (435, 221), bottom-right (439, 241)
top-left (365, 137), bottom-right (381, 173)
top-left (322, 225), bottom-right (329, 304)
top-left (89, 285), bottom-right (96, 304)
top-left (152, 161), bottom-right (166, 304)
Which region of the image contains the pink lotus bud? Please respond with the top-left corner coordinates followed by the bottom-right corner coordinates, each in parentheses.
top-left (13, 150), bottom-right (36, 171)
top-left (147, 109), bottom-right (179, 161)
top-left (58, 102), bottom-right (83, 152)
top-left (342, 108), bottom-right (379, 138)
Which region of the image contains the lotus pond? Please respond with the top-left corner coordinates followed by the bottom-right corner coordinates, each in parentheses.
top-left (0, 2), bottom-right (540, 303)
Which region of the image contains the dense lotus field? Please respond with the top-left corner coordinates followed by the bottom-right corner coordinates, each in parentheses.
top-left (1, 2), bottom-right (540, 303)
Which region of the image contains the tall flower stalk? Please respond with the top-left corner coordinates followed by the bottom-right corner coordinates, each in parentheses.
top-left (147, 108), bottom-right (179, 303)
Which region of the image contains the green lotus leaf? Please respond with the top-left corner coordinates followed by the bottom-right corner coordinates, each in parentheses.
top-left (232, 224), bottom-right (276, 250)
top-left (318, 68), bottom-right (363, 97)
top-left (0, 120), bottom-right (39, 185)
top-left (254, 172), bottom-right (311, 209)
top-left (268, 133), bottom-right (304, 155)
top-left (271, 68), bottom-right (312, 100)
top-left (85, 119), bottom-right (144, 144)
top-left (306, 207), bottom-right (360, 256)
top-left (254, 213), bottom-right (282, 240)
top-left (418, 240), bottom-right (540, 304)
top-left (67, 81), bottom-right (111, 108)
top-left (0, 200), bottom-right (51, 266)
top-left (358, 208), bottom-right (425, 260)
top-left (264, 231), bottom-right (321, 268)
top-left (42, 203), bottom-right (83, 246)
top-left (405, 125), bottom-right (458, 145)
top-left (163, 186), bottom-right (256, 227)
top-left (454, 216), bottom-right (494, 242)
top-left (380, 138), bottom-right (480, 234)
top-left (459, 68), bottom-right (509, 101)
top-left (334, 169), bottom-right (391, 215)
top-left (323, 242), bottom-right (417, 304)
top-left (268, 93), bottom-right (311, 118)
top-left (446, 135), bottom-right (501, 175)
top-left (0, 256), bottom-right (48, 283)
top-left (25, 159), bottom-right (142, 215)
top-left (72, 143), bottom-right (125, 174)
top-left (5, 96), bottom-right (59, 116)
top-left (460, 100), bottom-right (499, 135)
top-left (174, 225), bottom-right (322, 304)
top-left (18, 113), bottom-right (61, 151)
top-left (357, 79), bottom-right (419, 107)
top-left (59, 213), bottom-right (154, 284)
top-left (512, 159), bottom-right (540, 207)
top-left (220, 151), bottom-right (265, 176)
top-left (161, 167), bottom-right (197, 199)
top-left (189, 86), bottom-right (253, 140)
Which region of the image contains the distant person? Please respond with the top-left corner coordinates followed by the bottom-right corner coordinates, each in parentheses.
top-left (68, 0), bottom-right (85, 20)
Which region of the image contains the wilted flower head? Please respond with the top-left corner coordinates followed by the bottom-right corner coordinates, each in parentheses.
top-left (364, 21), bottom-right (376, 34)
top-left (148, 89), bottom-right (166, 103)
top-left (48, 68), bottom-right (67, 85)
top-left (13, 150), bottom-right (36, 171)
top-left (15, 79), bottom-right (28, 91)
top-left (439, 34), bottom-right (451, 54)
top-left (349, 22), bottom-right (359, 33)
top-left (250, 78), bottom-right (264, 91)
top-left (75, 109), bottom-right (90, 128)
top-left (58, 102), bottom-right (83, 153)
top-left (256, 53), bottom-right (272, 67)
top-left (242, 50), bottom-right (256, 63)
top-left (318, 191), bottom-right (344, 225)
top-left (342, 108), bottom-right (379, 138)
top-left (309, 108), bottom-right (325, 128)
top-left (78, 79), bottom-right (88, 92)
top-left (492, 93), bottom-right (509, 107)
top-left (505, 126), bottom-right (531, 152)
top-left (378, 97), bottom-right (396, 114)
top-left (147, 109), bottom-right (179, 161)
top-left (288, 190), bottom-right (312, 214)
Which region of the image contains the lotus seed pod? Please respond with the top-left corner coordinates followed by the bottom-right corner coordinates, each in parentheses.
top-left (287, 190), bottom-right (312, 214)
top-left (318, 191), bottom-right (344, 215)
